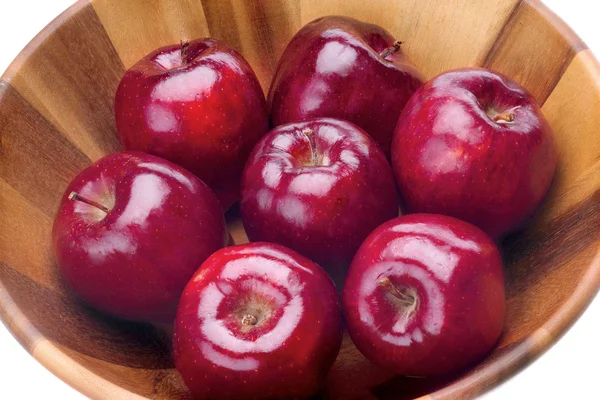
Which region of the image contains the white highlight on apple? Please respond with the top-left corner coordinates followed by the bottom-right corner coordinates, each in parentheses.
top-left (288, 171), bottom-right (337, 196)
top-left (153, 66), bottom-right (218, 102)
top-left (85, 231), bottom-right (137, 263)
top-left (145, 103), bottom-right (179, 133)
top-left (200, 342), bottom-right (260, 371)
top-left (316, 41), bottom-right (358, 77)
top-left (139, 162), bottom-right (195, 191)
top-left (116, 174), bottom-right (170, 228)
top-left (390, 222), bottom-right (481, 252)
top-left (198, 257), bottom-right (305, 354)
top-left (385, 236), bottom-right (459, 283)
top-left (276, 195), bottom-right (309, 228)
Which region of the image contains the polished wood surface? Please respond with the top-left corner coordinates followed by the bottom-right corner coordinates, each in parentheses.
top-left (1, 0), bottom-right (600, 399)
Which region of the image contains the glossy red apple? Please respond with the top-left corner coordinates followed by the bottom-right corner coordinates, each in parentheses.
top-left (115, 39), bottom-right (269, 210)
top-left (269, 16), bottom-right (423, 157)
top-left (343, 214), bottom-right (505, 377)
top-left (52, 151), bottom-right (228, 324)
top-left (173, 242), bottom-right (342, 400)
top-left (392, 68), bottom-right (557, 238)
top-left (240, 118), bottom-right (398, 278)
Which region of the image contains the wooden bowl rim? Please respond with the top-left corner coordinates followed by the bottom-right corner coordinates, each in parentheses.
top-left (1, 0), bottom-right (600, 399)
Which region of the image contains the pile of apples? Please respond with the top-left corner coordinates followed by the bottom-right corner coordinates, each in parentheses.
top-left (51, 16), bottom-right (557, 400)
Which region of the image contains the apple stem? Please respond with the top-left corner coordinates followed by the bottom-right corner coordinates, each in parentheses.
top-left (378, 277), bottom-right (415, 306)
top-left (302, 128), bottom-right (319, 165)
top-left (380, 40), bottom-right (403, 59)
top-left (68, 191), bottom-right (110, 214)
top-left (180, 40), bottom-right (190, 65)
top-left (241, 314), bottom-right (258, 326)
top-left (493, 112), bottom-right (515, 123)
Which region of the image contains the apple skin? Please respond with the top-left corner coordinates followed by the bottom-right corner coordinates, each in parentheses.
top-left (115, 38), bottom-right (269, 211)
top-left (240, 118), bottom-right (398, 276)
top-left (268, 16), bottom-right (423, 157)
top-left (343, 214), bottom-right (505, 377)
top-left (391, 68), bottom-right (557, 239)
top-left (52, 151), bottom-right (228, 324)
top-left (173, 242), bottom-right (343, 400)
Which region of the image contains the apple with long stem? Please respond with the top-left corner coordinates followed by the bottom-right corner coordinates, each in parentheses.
top-left (343, 213), bottom-right (505, 377)
top-left (115, 39), bottom-right (269, 210)
top-left (269, 16), bottom-right (423, 157)
top-left (52, 151), bottom-right (228, 324)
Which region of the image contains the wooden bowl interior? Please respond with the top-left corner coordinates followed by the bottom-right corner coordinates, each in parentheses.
top-left (1, 0), bottom-right (600, 399)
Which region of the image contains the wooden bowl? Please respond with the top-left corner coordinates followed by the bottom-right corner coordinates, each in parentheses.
top-left (1, 0), bottom-right (599, 398)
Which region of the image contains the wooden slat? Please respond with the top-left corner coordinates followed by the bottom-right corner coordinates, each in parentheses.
top-left (537, 50), bottom-right (600, 219)
top-left (0, 269), bottom-right (42, 351)
top-left (200, 0), bottom-right (300, 91)
top-left (299, 0), bottom-right (520, 80)
top-left (483, 0), bottom-right (586, 104)
top-left (0, 82), bottom-right (91, 216)
top-left (56, 344), bottom-right (191, 399)
top-left (501, 192), bottom-right (600, 345)
top-left (3, 2), bottom-right (123, 161)
top-left (0, 181), bottom-right (61, 293)
top-left (92, 0), bottom-right (211, 69)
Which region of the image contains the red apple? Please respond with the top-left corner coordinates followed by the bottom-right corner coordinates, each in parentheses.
top-left (52, 151), bottom-right (228, 324)
top-left (391, 68), bottom-right (557, 238)
top-left (268, 16), bottom-right (423, 157)
top-left (115, 39), bottom-right (269, 210)
top-left (240, 118), bottom-right (398, 278)
top-left (173, 242), bottom-right (342, 399)
top-left (343, 214), bottom-right (505, 377)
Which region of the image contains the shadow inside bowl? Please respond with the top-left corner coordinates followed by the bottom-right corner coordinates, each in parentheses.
top-left (0, 263), bottom-right (173, 370)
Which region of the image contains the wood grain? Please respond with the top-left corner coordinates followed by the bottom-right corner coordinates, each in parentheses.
top-left (92, 0), bottom-right (210, 69)
top-left (538, 50), bottom-right (600, 218)
top-left (200, 0), bottom-right (300, 91)
top-left (0, 0), bottom-right (599, 399)
top-left (3, 2), bottom-right (123, 162)
top-left (0, 183), bottom-right (60, 294)
top-left (0, 83), bottom-right (91, 216)
top-left (483, 0), bottom-right (586, 104)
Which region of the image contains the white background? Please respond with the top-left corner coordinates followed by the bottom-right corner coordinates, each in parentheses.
top-left (0, 1), bottom-right (598, 399)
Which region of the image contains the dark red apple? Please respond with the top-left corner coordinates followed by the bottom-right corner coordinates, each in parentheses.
top-left (173, 242), bottom-right (342, 400)
top-left (343, 213), bottom-right (505, 377)
top-left (391, 68), bottom-right (557, 238)
top-left (240, 118), bottom-right (398, 278)
top-left (52, 151), bottom-right (228, 324)
top-left (115, 39), bottom-right (269, 210)
top-left (268, 16), bottom-right (423, 157)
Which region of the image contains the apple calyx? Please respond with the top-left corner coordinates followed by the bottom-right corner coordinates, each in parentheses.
top-left (302, 128), bottom-right (319, 166)
top-left (380, 41), bottom-right (403, 60)
top-left (378, 277), bottom-right (417, 307)
top-left (241, 314), bottom-right (258, 326)
top-left (68, 191), bottom-right (110, 214)
top-left (236, 296), bottom-right (274, 331)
